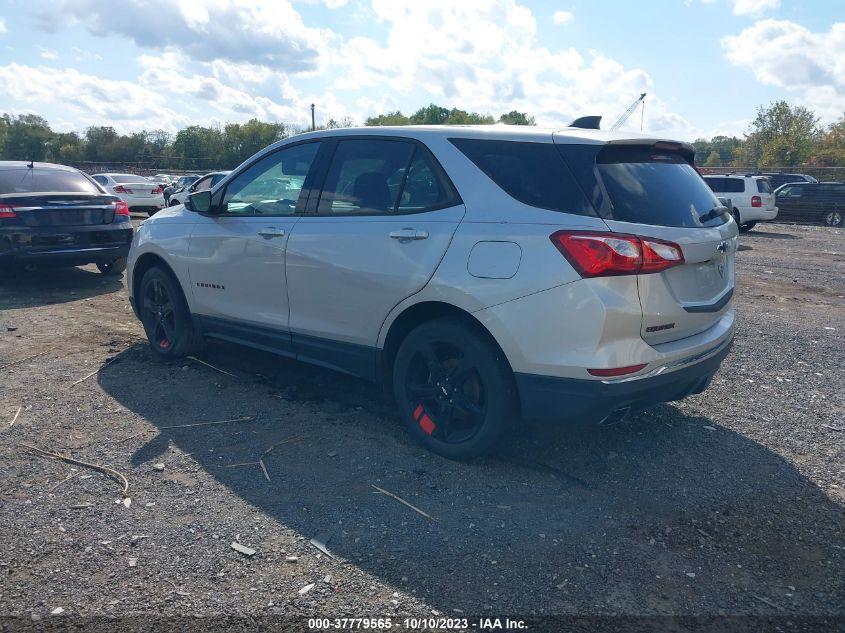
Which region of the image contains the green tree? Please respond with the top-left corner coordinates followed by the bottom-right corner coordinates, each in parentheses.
top-left (704, 150), bottom-right (721, 167)
top-left (1, 114), bottom-right (54, 161)
top-left (51, 131), bottom-right (84, 163)
top-left (735, 101), bottom-right (820, 168)
top-left (409, 104), bottom-right (451, 125)
top-left (364, 111), bottom-right (410, 126)
top-left (83, 126), bottom-right (119, 162)
top-left (220, 119), bottom-right (287, 168)
top-left (499, 110), bottom-right (535, 125)
top-left (170, 125), bottom-right (225, 170)
top-left (808, 113), bottom-right (845, 166)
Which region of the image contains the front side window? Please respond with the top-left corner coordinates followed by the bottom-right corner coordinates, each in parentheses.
top-left (777, 185), bottom-right (804, 198)
top-left (222, 142), bottom-right (320, 216)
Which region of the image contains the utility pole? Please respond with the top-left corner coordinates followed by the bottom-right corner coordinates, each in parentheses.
top-left (310, 104), bottom-right (315, 132)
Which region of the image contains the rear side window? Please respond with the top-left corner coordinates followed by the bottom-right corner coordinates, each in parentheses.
top-left (0, 167), bottom-right (101, 194)
top-left (449, 138), bottom-right (596, 216)
top-left (318, 139), bottom-right (460, 215)
top-left (756, 179), bottom-right (773, 193)
top-left (705, 177), bottom-right (744, 193)
top-left (593, 146), bottom-right (724, 228)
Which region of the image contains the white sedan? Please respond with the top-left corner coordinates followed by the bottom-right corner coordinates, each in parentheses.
top-left (92, 173), bottom-right (165, 216)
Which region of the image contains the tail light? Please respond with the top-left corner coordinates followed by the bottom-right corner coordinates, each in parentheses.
top-left (113, 185), bottom-right (132, 194)
top-left (549, 231), bottom-right (684, 278)
top-left (751, 196), bottom-right (762, 207)
top-left (0, 204), bottom-right (18, 218)
top-left (151, 186), bottom-right (163, 194)
top-left (588, 364), bottom-right (647, 377)
top-left (114, 200), bottom-right (130, 217)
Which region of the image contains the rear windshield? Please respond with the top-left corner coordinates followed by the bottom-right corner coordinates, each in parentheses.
top-left (756, 179), bottom-right (773, 193)
top-left (0, 167), bottom-right (101, 195)
top-left (596, 146), bottom-right (725, 227)
top-left (112, 174), bottom-right (150, 184)
top-left (449, 138), bottom-right (596, 216)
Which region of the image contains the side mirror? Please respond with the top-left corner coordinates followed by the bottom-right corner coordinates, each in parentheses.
top-left (188, 190), bottom-right (213, 214)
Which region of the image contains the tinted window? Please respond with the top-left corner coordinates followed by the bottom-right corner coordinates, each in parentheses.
top-left (756, 179), bottom-right (773, 193)
top-left (776, 185), bottom-right (804, 198)
top-left (223, 142), bottom-right (320, 216)
top-left (111, 174), bottom-right (149, 184)
top-left (194, 177), bottom-right (213, 192)
top-left (705, 177), bottom-right (744, 193)
top-left (450, 138), bottom-right (595, 216)
top-left (0, 167), bottom-right (101, 194)
top-left (396, 149), bottom-right (458, 212)
top-left (319, 140), bottom-right (414, 215)
top-left (595, 146), bottom-right (724, 228)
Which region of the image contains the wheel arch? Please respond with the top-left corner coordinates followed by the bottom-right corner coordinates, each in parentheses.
top-left (131, 252), bottom-right (183, 318)
top-left (378, 301), bottom-right (516, 393)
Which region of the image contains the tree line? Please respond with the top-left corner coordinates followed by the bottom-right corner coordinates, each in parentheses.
top-left (0, 100), bottom-right (842, 172)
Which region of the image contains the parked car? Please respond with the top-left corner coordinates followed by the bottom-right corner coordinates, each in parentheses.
top-left (168, 171), bottom-right (230, 207)
top-left (702, 174), bottom-right (778, 231)
top-left (92, 173), bottom-right (165, 216)
top-left (774, 182), bottom-right (845, 226)
top-left (0, 161), bottom-right (132, 274)
top-left (127, 126), bottom-right (736, 459)
top-left (760, 172), bottom-right (817, 190)
top-left (163, 174), bottom-right (200, 205)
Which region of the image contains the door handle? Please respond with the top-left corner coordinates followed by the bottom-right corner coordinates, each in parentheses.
top-left (389, 228), bottom-right (429, 241)
top-left (257, 228), bottom-right (286, 238)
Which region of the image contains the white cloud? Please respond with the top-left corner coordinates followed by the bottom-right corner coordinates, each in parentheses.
top-left (722, 19), bottom-right (845, 121)
top-left (0, 63), bottom-right (189, 132)
top-left (552, 10), bottom-right (574, 26)
top-left (33, 0), bottom-right (331, 73)
top-left (0, 17), bottom-right (6, 34)
top-left (732, 0), bottom-right (780, 16)
top-left (39, 48), bottom-right (58, 60)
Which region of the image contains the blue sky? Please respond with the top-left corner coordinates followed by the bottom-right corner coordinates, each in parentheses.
top-left (0, 0), bottom-right (843, 140)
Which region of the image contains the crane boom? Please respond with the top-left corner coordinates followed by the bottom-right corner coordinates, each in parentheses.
top-left (610, 93), bottom-right (646, 131)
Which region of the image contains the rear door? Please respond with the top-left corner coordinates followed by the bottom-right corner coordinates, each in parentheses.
top-left (555, 140), bottom-right (737, 345)
top-left (285, 137), bottom-right (465, 378)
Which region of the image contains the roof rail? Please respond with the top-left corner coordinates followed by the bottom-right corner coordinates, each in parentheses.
top-left (569, 115), bottom-right (602, 130)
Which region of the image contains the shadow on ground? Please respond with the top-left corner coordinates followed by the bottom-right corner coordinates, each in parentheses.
top-left (0, 266), bottom-right (123, 309)
top-left (97, 343), bottom-right (845, 615)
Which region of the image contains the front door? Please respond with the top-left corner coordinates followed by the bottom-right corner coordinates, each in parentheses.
top-left (285, 138), bottom-right (465, 378)
top-left (186, 141), bottom-right (322, 355)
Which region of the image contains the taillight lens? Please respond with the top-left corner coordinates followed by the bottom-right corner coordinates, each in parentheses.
top-left (587, 363), bottom-right (647, 377)
top-left (113, 185), bottom-right (131, 194)
top-left (0, 204), bottom-right (18, 218)
top-left (151, 186), bottom-right (163, 194)
top-left (550, 231), bottom-right (684, 277)
top-left (114, 201), bottom-right (130, 217)
top-left (751, 196), bottom-right (762, 207)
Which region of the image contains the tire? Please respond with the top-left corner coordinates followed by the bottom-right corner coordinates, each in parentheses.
top-left (96, 257), bottom-right (127, 275)
top-left (169, 199), bottom-right (180, 207)
top-left (392, 317), bottom-right (516, 460)
top-left (733, 209), bottom-right (756, 232)
top-left (138, 266), bottom-right (202, 360)
top-left (824, 210), bottom-right (843, 227)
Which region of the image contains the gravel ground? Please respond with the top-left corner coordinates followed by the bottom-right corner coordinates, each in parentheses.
top-left (0, 222), bottom-right (843, 630)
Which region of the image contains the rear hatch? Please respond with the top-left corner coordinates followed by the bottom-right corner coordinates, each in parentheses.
top-left (754, 177), bottom-right (776, 209)
top-left (554, 137), bottom-right (737, 345)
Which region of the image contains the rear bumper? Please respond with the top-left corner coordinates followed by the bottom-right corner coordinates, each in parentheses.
top-left (515, 336), bottom-right (733, 423)
top-left (0, 225), bottom-right (132, 267)
top-left (740, 205), bottom-right (778, 222)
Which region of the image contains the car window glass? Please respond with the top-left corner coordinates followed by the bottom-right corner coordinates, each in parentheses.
top-left (396, 149), bottom-right (457, 212)
top-left (778, 185), bottom-right (803, 198)
top-left (194, 177), bottom-right (213, 191)
top-left (223, 142), bottom-right (320, 216)
top-left (0, 168), bottom-right (101, 194)
top-left (318, 139), bottom-right (414, 215)
top-left (451, 138), bottom-right (596, 216)
top-left (756, 179), bottom-right (773, 194)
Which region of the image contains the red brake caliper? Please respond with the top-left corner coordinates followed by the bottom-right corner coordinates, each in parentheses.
top-left (159, 339), bottom-right (170, 349)
top-left (413, 404), bottom-right (436, 436)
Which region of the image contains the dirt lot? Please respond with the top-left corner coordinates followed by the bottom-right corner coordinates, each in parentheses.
top-left (1, 222), bottom-right (843, 629)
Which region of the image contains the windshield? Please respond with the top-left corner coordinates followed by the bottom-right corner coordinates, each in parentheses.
top-left (596, 146), bottom-right (726, 228)
top-left (0, 167), bottom-right (101, 195)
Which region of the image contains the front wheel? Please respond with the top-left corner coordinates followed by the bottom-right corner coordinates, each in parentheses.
top-left (139, 266), bottom-right (201, 359)
top-left (96, 257), bottom-right (127, 275)
top-left (824, 210), bottom-right (843, 227)
top-left (392, 317), bottom-right (516, 460)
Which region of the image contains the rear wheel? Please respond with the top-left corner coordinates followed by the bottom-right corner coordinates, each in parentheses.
top-left (96, 257), bottom-right (127, 275)
top-left (733, 209), bottom-right (756, 232)
top-left (139, 266), bottom-right (201, 359)
top-left (169, 198), bottom-right (181, 207)
top-left (392, 317), bottom-right (516, 460)
top-left (824, 210), bottom-right (843, 227)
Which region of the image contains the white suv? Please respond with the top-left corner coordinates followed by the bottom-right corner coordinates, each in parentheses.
top-left (702, 174), bottom-right (778, 232)
top-left (127, 126), bottom-right (737, 459)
